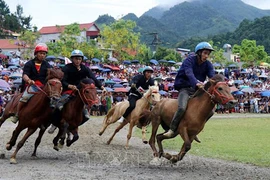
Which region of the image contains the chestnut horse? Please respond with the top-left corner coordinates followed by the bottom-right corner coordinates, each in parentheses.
top-left (148, 74), bottom-right (237, 164)
top-left (3, 69), bottom-right (63, 164)
top-left (98, 82), bottom-right (160, 149)
top-left (52, 78), bottom-right (97, 150)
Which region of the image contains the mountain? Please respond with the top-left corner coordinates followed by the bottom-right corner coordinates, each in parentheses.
top-left (141, 6), bottom-right (168, 20)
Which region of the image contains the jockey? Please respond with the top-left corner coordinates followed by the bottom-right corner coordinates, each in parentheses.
top-left (48, 49), bottom-right (106, 133)
top-left (164, 42), bottom-right (215, 137)
top-left (7, 43), bottom-right (52, 123)
top-left (117, 66), bottom-right (154, 123)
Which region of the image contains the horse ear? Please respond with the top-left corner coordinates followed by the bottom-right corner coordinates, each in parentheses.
top-left (154, 80), bottom-right (158, 86)
top-left (209, 79), bottom-right (216, 85)
top-left (81, 82), bottom-right (86, 87)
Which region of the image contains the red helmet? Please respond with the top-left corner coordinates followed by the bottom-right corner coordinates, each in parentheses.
top-left (34, 43), bottom-right (48, 55)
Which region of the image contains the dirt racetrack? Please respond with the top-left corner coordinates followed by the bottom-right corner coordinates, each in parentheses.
top-left (0, 114), bottom-right (270, 180)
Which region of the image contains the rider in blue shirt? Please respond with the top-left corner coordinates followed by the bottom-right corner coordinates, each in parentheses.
top-left (164, 42), bottom-right (215, 137)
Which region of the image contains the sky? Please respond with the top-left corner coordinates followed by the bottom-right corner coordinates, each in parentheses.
top-left (6, 0), bottom-right (270, 29)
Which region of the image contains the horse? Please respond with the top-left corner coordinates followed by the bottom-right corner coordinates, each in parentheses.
top-left (148, 74), bottom-right (237, 164)
top-left (98, 81), bottom-right (161, 149)
top-left (52, 78), bottom-right (97, 150)
top-left (2, 68), bottom-right (63, 164)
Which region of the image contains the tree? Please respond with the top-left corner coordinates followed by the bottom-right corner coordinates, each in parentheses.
top-left (14, 5), bottom-right (32, 31)
top-left (98, 19), bottom-right (140, 61)
top-left (17, 30), bottom-right (40, 59)
top-left (232, 39), bottom-right (268, 65)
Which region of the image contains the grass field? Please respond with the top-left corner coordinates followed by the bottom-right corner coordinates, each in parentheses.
top-left (136, 117), bottom-right (270, 167)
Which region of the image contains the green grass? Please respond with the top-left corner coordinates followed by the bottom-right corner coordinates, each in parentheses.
top-left (135, 118), bottom-right (270, 167)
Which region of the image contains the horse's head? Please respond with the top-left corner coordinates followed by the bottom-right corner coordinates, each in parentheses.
top-left (206, 74), bottom-right (237, 108)
top-left (78, 78), bottom-right (98, 107)
top-left (44, 69), bottom-right (64, 107)
top-left (144, 81), bottom-right (161, 105)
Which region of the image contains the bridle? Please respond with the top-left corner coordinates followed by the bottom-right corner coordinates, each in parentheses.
top-left (201, 82), bottom-right (234, 104)
top-left (27, 78), bottom-right (62, 98)
top-left (77, 83), bottom-right (98, 106)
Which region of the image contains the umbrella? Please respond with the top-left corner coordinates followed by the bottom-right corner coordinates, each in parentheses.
top-left (131, 60), bottom-right (139, 64)
top-left (159, 90), bottom-right (168, 95)
top-left (102, 69), bottom-right (111, 73)
top-left (158, 59), bottom-right (167, 63)
top-left (57, 56), bottom-right (65, 61)
top-left (138, 68), bottom-right (144, 73)
top-left (113, 83), bottom-right (124, 88)
top-left (168, 83), bottom-right (174, 87)
top-left (228, 64), bottom-right (238, 68)
top-left (64, 57), bottom-right (72, 64)
top-left (9, 72), bottom-right (22, 79)
top-left (111, 67), bottom-right (120, 71)
top-left (123, 60), bottom-right (131, 65)
top-left (97, 77), bottom-right (105, 80)
top-left (0, 79), bottom-right (10, 88)
top-left (230, 86), bottom-right (238, 92)
top-left (259, 74), bottom-right (268, 78)
top-left (154, 77), bottom-right (162, 81)
top-left (122, 83), bottom-right (129, 86)
top-left (241, 87), bottom-right (254, 93)
top-left (13, 78), bottom-right (22, 84)
top-left (112, 78), bottom-right (121, 82)
top-left (149, 59), bottom-right (158, 65)
top-left (234, 80), bottom-right (243, 84)
top-left (105, 87), bottom-right (114, 92)
top-left (90, 66), bottom-right (99, 70)
top-left (175, 62), bottom-right (182, 66)
top-left (108, 57), bottom-right (118, 62)
top-left (212, 63), bottom-right (221, 67)
top-left (46, 55), bottom-right (56, 60)
top-left (254, 80), bottom-right (262, 84)
top-left (7, 66), bottom-right (19, 70)
top-left (1, 70), bottom-right (11, 76)
top-left (92, 58), bottom-right (100, 63)
top-left (261, 91), bottom-right (270, 97)
top-left (114, 87), bottom-right (128, 93)
top-left (232, 91), bottom-right (244, 96)
top-left (168, 60), bottom-right (176, 64)
top-left (165, 77), bottom-right (174, 81)
top-left (170, 71), bottom-right (177, 75)
top-left (83, 56), bottom-right (88, 60)
top-left (104, 80), bottom-right (116, 84)
top-left (0, 54), bottom-right (7, 59)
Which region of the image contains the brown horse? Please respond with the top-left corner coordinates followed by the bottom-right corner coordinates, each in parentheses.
top-left (148, 74), bottom-right (237, 164)
top-left (3, 69), bottom-right (63, 164)
top-left (52, 78), bottom-right (97, 150)
top-left (98, 82), bottom-right (160, 149)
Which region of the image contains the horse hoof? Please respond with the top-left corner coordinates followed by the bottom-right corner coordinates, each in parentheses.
top-left (98, 132), bottom-right (103, 136)
top-left (149, 157), bottom-right (161, 166)
top-left (125, 146), bottom-right (129, 150)
top-left (53, 146), bottom-right (59, 151)
top-left (143, 140), bottom-right (148, 144)
top-left (58, 144), bottom-right (63, 149)
top-left (170, 156), bottom-right (178, 164)
top-left (31, 155), bottom-right (38, 159)
top-left (106, 141), bottom-right (111, 145)
top-left (6, 144), bottom-right (11, 151)
top-left (10, 158), bottom-right (17, 164)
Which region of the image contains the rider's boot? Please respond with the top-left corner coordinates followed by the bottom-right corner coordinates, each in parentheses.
top-left (163, 108), bottom-right (185, 138)
top-left (81, 108), bottom-right (90, 125)
top-left (48, 124), bottom-right (57, 134)
top-left (7, 101), bottom-right (25, 124)
top-left (117, 116), bottom-right (125, 123)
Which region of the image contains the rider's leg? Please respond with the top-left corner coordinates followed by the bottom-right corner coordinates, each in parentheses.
top-left (164, 89), bottom-right (190, 137)
top-left (81, 106), bottom-right (90, 125)
top-left (7, 85), bottom-right (36, 124)
top-left (118, 95), bottom-right (138, 123)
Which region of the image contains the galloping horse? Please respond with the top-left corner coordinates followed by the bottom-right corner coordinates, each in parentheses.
top-left (2, 69), bottom-right (63, 164)
top-left (99, 81), bottom-right (160, 149)
top-left (52, 78), bottom-right (97, 150)
top-left (148, 74), bottom-right (237, 164)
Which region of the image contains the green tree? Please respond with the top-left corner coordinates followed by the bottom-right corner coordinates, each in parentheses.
top-left (98, 19), bottom-right (140, 61)
top-left (17, 30), bottom-right (40, 59)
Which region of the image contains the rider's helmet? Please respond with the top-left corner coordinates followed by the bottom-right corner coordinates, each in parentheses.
top-left (195, 42), bottom-right (214, 54)
top-left (143, 66), bottom-right (154, 74)
top-left (34, 43), bottom-right (48, 55)
top-left (70, 49), bottom-right (84, 59)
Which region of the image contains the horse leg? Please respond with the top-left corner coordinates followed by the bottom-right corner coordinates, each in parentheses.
top-left (59, 122), bottom-right (69, 147)
top-left (53, 128), bottom-right (63, 151)
top-left (32, 128), bottom-right (46, 157)
top-left (156, 132), bottom-right (178, 160)
top-left (125, 120), bottom-right (136, 149)
top-left (66, 128), bottom-right (79, 147)
top-left (6, 125), bottom-right (24, 151)
top-left (149, 117), bottom-right (160, 157)
top-left (107, 120), bottom-right (128, 145)
top-left (10, 128), bottom-right (36, 164)
top-left (98, 115), bottom-right (110, 136)
top-left (142, 126), bottom-right (148, 144)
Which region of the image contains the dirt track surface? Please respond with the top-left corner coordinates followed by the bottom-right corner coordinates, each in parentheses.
top-left (0, 114), bottom-right (270, 180)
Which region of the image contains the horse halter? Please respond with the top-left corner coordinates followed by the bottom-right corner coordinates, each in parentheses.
top-left (205, 82), bottom-right (234, 105)
top-left (77, 83), bottom-right (98, 106)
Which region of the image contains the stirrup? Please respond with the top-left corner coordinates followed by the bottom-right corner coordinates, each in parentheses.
top-left (48, 125), bottom-right (57, 134)
top-left (6, 116), bottom-right (18, 124)
top-left (163, 129), bottom-right (175, 137)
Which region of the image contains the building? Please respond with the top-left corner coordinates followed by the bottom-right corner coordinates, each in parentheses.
top-left (0, 39), bottom-right (28, 57)
top-left (176, 48), bottom-right (191, 58)
top-left (223, 43), bottom-right (240, 62)
top-left (38, 22), bottom-right (100, 43)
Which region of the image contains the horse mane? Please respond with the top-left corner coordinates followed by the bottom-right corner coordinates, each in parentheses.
top-left (81, 78), bottom-right (95, 85)
top-left (192, 74), bottom-right (226, 98)
top-left (46, 68), bottom-right (64, 81)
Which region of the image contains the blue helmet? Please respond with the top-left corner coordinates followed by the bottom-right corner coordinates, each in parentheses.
top-left (70, 49), bottom-right (84, 58)
top-left (143, 66), bottom-right (154, 74)
top-left (195, 42), bottom-right (214, 54)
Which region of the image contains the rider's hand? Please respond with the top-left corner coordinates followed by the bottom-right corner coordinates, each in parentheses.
top-left (28, 79), bottom-right (35, 85)
top-left (196, 82), bottom-right (204, 89)
top-left (68, 85), bottom-right (78, 91)
top-left (131, 83), bottom-right (136, 88)
top-left (138, 86), bottom-right (145, 93)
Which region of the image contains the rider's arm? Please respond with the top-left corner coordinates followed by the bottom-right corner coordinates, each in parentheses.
top-left (22, 62), bottom-right (34, 84)
top-left (183, 57), bottom-right (198, 89)
top-left (206, 61), bottom-right (215, 79)
top-left (86, 67), bottom-right (103, 90)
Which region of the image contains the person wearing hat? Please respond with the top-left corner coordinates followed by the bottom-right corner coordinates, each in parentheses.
top-left (6, 43), bottom-right (52, 124)
top-left (117, 66), bottom-right (154, 123)
top-left (163, 42), bottom-right (215, 138)
top-left (48, 49), bottom-right (106, 133)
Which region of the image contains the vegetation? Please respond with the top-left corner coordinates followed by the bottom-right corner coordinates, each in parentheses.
top-left (136, 117), bottom-right (270, 167)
